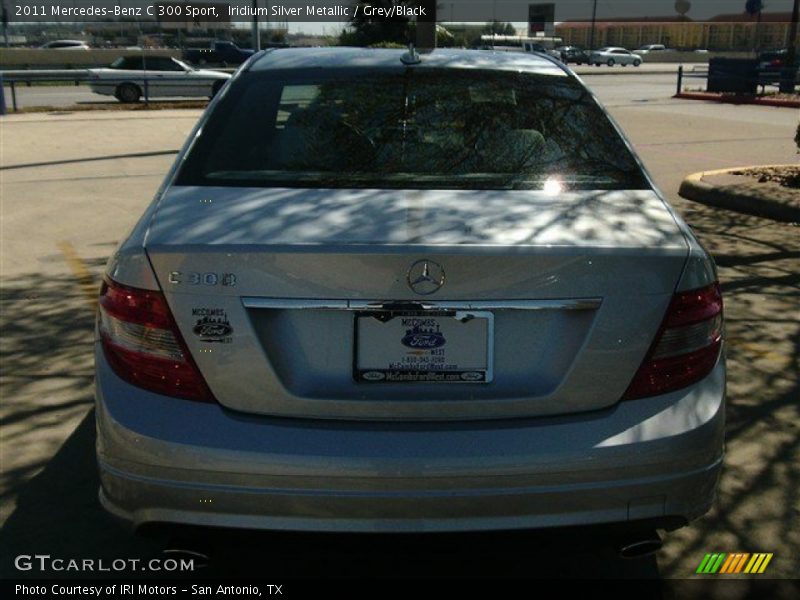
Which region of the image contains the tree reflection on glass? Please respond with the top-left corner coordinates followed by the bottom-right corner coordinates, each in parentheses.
top-left (181, 68), bottom-right (648, 191)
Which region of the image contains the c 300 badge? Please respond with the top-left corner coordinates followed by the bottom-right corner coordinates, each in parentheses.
top-left (170, 271), bottom-right (237, 287)
top-left (191, 308), bottom-right (233, 343)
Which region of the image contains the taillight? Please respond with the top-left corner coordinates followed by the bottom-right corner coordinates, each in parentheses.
top-left (98, 277), bottom-right (215, 402)
top-left (623, 282), bottom-right (723, 400)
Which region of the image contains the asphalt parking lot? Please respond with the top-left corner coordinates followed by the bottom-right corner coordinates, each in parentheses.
top-left (1, 74), bottom-right (798, 579)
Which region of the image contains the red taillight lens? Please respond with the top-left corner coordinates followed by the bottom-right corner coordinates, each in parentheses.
top-left (98, 278), bottom-right (215, 402)
top-left (623, 282), bottom-right (723, 400)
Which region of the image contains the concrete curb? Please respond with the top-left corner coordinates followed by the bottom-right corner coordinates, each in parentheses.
top-left (571, 67), bottom-right (679, 76)
top-left (674, 92), bottom-right (800, 108)
top-left (679, 166), bottom-right (800, 223)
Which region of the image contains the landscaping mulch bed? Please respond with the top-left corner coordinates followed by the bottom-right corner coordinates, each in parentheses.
top-left (730, 166), bottom-right (800, 190)
top-left (674, 91), bottom-right (800, 108)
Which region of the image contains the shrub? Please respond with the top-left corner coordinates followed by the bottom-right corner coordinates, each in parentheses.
top-left (795, 122), bottom-right (799, 152)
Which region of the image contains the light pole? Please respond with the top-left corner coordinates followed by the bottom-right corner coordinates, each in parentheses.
top-left (589, 0), bottom-right (598, 50)
top-left (251, 0), bottom-right (261, 51)
top-left (746, 0), bottom-right (764, 53)
top-left (416, 0), bottom-right (436, 50)
top-left (2, 2), bottom-right (9, 48)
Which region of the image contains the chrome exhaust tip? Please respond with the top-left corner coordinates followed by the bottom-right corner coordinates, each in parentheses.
top-left (618, 533), bottom-right (663, 559)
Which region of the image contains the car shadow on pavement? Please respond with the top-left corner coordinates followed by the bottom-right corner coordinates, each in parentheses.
top-left (657, 199), bottom-right (800, 578)
top-left (0, 411), bottom-right (164, 579)
top-left (156, 523), bottom-right (662, 579)
top-left (0, 259), bottom-right (164, 578)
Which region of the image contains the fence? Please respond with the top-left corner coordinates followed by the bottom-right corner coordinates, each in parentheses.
top-left (676, 64), bottom-right (799, 95)
top-left (1, 70), bottom-right (89, 112)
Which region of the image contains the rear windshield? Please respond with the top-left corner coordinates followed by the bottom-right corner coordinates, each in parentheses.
top-left (176, 68), bottom-right (648, 191)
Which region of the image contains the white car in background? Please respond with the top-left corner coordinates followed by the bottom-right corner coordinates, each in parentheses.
top-left (88, 55), bottom-right (231, 103)
top-left (590, 47), bottom-right (643, 67)
top-left (634, 44), bottom-right (667, 55)
top-left (39, 40), bottom-right (90, 50)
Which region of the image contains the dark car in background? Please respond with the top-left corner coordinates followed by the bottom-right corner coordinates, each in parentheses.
top-left (555, 46), bottom-right (590, 65)
top-left (521, 41), bottom-right (562, 61)
top-left (757, 49), bottom-right (799, 85)
top-left (183, 40), bottom-right (255, 66)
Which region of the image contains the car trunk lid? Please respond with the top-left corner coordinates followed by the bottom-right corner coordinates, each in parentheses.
top-left (144, 186), bottom-right (688, 420)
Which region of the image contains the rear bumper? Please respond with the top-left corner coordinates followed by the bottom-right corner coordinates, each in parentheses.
top-left (95, 345), bottom-right (725, 533)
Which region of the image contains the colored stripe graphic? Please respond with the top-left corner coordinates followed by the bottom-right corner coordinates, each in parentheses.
top-left (719, 554), bottom-right (735, 573)
top-left (734, 553), bottom-right (750, 573)
top-left (720, 553), bottom-right (750, 573)
top-left (698, 552), bottom-right (774, 575)
top-left (744, 553), bottom-right (774, 574)
top-left (697, 553), bottom-right (726, 574)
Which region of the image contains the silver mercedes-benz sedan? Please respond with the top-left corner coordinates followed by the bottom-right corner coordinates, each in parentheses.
top-left (95, 48), bottom-right (725, 539)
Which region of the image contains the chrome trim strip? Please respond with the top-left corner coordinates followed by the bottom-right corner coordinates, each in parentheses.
top-left (242, 298), bottom-right (350, 310)
top-left (242, 298), bottom-right (602, 311)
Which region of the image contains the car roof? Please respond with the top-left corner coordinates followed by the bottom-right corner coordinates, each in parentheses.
top-left (248, 47), bottom-right (568, 77)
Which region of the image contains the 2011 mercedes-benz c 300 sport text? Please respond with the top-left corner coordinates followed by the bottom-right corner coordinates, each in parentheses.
top-left (95, 47), bottom-right (725, 538)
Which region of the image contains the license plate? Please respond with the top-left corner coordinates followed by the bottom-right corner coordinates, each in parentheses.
top-left (354, 311), bottom-right (493, 383)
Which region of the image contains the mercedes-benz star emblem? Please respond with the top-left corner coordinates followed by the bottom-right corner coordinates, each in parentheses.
top-left (407, 260), bottom-right (445, 295)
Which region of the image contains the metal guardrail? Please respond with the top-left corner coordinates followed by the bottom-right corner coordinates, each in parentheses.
top-left (0, 70), bottom-right (90, 112)
top-left (0, 69), bottom-right (232, 112)
top-left (0, 68), bottom-right (92, 81)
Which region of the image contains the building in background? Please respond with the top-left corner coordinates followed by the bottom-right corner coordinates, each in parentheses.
top-left (556, 13), bottom-right (796, 51)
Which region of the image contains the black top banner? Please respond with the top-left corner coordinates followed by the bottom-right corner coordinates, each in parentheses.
top-left (5, 0), bottom-right (799, 24)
